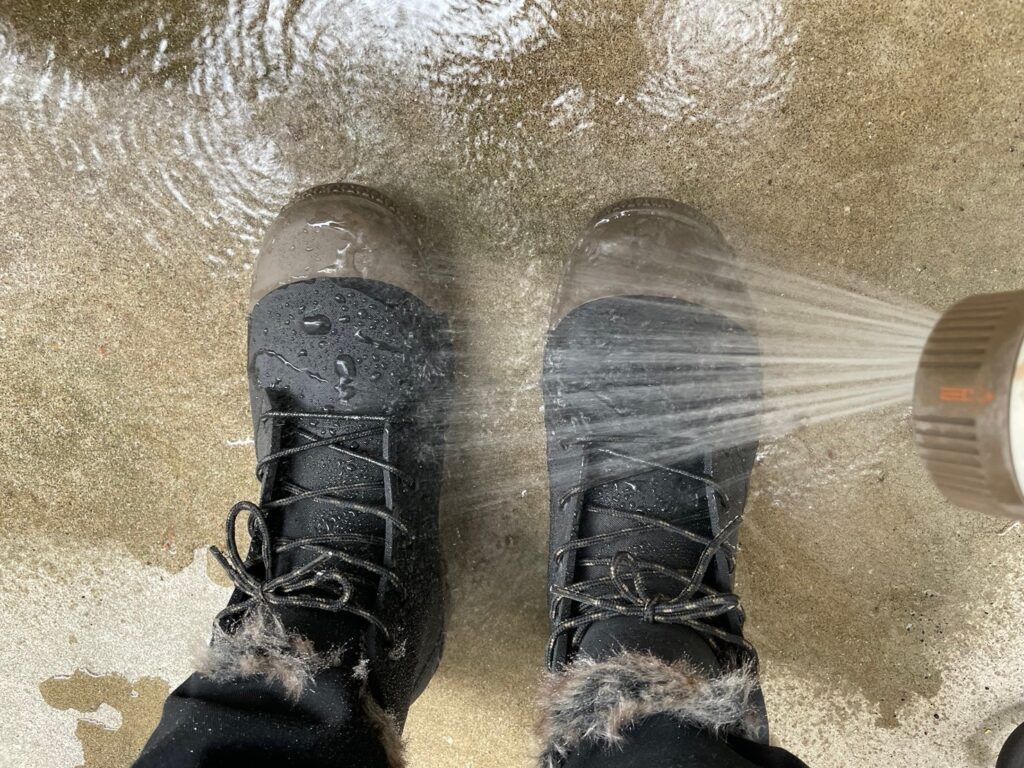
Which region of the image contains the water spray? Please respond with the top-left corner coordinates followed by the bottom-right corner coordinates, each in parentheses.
top-left (913, 290), bottom-right (1024, 519)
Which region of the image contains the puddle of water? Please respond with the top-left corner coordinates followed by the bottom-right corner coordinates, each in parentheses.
top-left (0, 0), bottom-right (798, 254)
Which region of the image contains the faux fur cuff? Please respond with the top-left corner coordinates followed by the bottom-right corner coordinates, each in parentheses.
top-left (194, 609), bottom-right (407, 767)
top-left (195, 608), bottom-right (343, 701)
top-left (364, 692), bottom-right (407, 768)
top-left (537, 653), bottom-right (761, 766)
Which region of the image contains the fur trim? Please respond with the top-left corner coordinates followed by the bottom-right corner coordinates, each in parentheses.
top-left (537, 652), bottom-right (760, 766)
top-left (363, 694), bottom-right (407, 768)
top-left (195, 608), bottom-right (343, 701)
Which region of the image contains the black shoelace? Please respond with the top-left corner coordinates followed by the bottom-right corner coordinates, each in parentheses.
top-left (547, 444), bottom-right (755, 668)
top-left (211, 410), bottom-right (410, 640)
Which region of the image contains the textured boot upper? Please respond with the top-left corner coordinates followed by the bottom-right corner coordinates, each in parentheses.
top-left (206, 276), bottom-right (453, 722)
top-left (543, 295), bottom-right (760, 672)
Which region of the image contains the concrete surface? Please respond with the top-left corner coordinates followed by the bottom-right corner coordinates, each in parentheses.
top-left (1, 1), bottom-right (1024, 766)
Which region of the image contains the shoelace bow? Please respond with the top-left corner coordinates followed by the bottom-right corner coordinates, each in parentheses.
top-left (547, 445), bottom-right (755, 667)
top-left (211, 410), bottom-right (411, 640)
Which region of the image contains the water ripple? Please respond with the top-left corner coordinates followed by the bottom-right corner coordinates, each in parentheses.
top-left (0, 0), bottom-right (797, 253)
top-left (636, 0), bottom-right (797, 127)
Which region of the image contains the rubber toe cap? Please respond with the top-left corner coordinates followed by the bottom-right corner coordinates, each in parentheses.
top-left (250, 183), bottom-right (441, 311)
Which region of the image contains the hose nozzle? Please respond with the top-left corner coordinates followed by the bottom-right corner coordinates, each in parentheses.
top-left (913, 290), bottom-right (1024, 518)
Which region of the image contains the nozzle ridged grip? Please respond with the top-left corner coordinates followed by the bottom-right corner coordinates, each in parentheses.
top-left (913, 290), bottom-right (1024, 518)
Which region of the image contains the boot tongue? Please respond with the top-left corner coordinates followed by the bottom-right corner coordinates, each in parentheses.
top-left (246, 400), bottom-right (391, 645)
top-left (577, 616), bottom-right (722, 674)
top-left (274, 604), bottom-right (371, 662)
top-left (577, 455), bottom-right (713, 595)
top-left (256, 408), bottom-right (390, 576)
top-left (571, 457), bottom-right (725, 675)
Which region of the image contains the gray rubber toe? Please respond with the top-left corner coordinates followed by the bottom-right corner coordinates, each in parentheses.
top-left (250, 183), bottom-right (442, 311)
top-left (550, 198), bottom-right (750, 329)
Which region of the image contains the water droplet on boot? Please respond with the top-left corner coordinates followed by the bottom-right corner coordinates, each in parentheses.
top-left (354, 329), bottom-right (403, 354)
top-left (335, 355), bottom-right (356, 379)
top-left (302, 314), bottom-right (332, 335)
top-left (335, 354), bottom-right (358, 401)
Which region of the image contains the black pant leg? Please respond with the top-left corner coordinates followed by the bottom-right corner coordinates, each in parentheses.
top-left (562, 715), bottom-right (810, 768)
top-left (133, 669), bottom-right (394, 768)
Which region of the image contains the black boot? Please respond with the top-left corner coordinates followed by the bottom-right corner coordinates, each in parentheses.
top-left (998, 721), bottom-right (1024, 768)
top-left (539, 200), bottom-right (805, 768)
top-left (135, 184), bottom-right (454, 768)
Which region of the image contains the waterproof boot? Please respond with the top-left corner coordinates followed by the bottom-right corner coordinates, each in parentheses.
top-left (538, 199), bottom-right (773, 767)
top-left (999, 722), bottom-right (1024, 768)
top-left (135, 184), bottom-right (454, 768)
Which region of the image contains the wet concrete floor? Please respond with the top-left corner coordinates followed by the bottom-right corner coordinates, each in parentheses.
top-left (2, 1), bottom-right (1024, 766)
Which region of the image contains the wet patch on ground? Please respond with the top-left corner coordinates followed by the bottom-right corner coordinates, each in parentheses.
top-left (4, 2), bottom-right (1024, 767)
top-left (40, 671), bottom-right (169, 768)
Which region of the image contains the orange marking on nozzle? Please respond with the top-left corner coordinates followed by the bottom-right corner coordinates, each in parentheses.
top-left (939, 386), bottom-right (996, 404)
top-left (940, 386), bottom-right (973, 403)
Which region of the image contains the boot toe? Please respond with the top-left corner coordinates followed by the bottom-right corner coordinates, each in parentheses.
top-left (250, 183), bottom-right (441, 310)
top-left (550, 198), bottom-right (749, 329)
